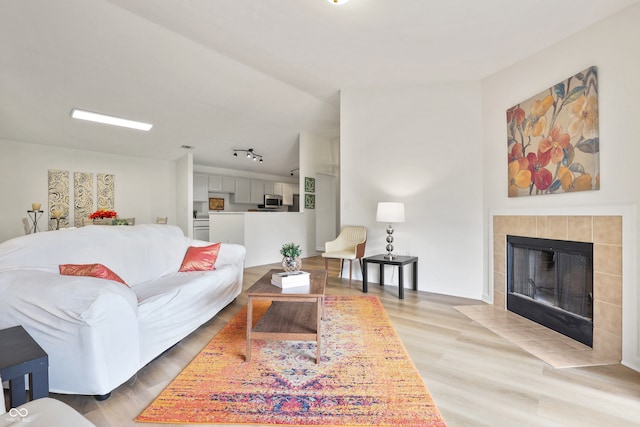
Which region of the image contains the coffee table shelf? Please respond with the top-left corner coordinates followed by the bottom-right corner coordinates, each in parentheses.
top-left (253, 301), bottom-right (318, 340)
top-left (246, 269), bottom-right (326, 364)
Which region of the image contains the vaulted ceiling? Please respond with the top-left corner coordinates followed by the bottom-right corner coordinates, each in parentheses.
top-left (1, 0), bottom-right (637, 176)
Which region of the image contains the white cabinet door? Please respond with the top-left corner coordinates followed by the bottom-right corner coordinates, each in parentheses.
top-left (250, 179), bottom-right (265, 204)
top-left (210, 175), bottom-right (236, 193)
top-left (264, 181), bottom-right (274, 195)
top-left (282, 183), bottom-right (294, 205)
top-left (273, 182), bottom-right (284, 196)
top-left (222, 176), bottom-right (236, 193)
top-left (208, 175), bottom-right (223, 192)
top-left (194, 227), bottom-right (210, 241)
top-left (234, 178), bottom-right (251, 203)
top-left (193, 174), bottom-right (208, 202)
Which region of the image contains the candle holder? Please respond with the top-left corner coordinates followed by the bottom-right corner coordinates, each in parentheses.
top-left (26, 209), bottom-right (43, 233)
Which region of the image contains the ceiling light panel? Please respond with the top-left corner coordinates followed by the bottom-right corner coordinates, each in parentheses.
top-left (71, 108), bottom-right (153, 131)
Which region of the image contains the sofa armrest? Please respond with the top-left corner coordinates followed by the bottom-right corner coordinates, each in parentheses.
top-left (0, 270), bottom-right (140, 395)
top-left (215, 243), bottom-right (246, 267)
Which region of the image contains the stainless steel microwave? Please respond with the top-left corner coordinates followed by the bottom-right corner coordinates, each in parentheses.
top-left (264, 194), bottom-right (282, 208)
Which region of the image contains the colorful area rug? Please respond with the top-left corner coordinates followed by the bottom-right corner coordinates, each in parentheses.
top-left (136, 295), bottom-right (446, 426)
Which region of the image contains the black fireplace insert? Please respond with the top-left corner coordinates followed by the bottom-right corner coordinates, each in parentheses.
top-left (506, 235), bottom-right (593, 347)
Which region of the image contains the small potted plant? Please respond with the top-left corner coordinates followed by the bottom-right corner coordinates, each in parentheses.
top-left (280, 242), bottom-right (302, 272)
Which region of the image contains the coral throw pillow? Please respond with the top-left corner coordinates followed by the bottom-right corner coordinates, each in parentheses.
top-left (179, 243), bottom-right (221, 272)
top-left (59, 263), bottom-right (128, 286)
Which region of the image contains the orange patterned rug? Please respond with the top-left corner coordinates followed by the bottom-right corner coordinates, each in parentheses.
top-left (136, 295), bottom-right (446, 426)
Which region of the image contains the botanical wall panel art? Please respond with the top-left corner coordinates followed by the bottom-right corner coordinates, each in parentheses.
top-left (97, 173), bottom-right (115, 210)
top-left (74, 172), bottom-right (93, 227)
top-left (47, 169), bottom-right (70, 230)
top-left (507, 66), bottom-right (599, 197)
top-left (305, 193), bottom-right (315, 209)
top-left (304, 177), bottom-right (315, 193)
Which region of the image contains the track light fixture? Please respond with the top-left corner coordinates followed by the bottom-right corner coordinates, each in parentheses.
top-left (233, 148), bottom-right (263, 164)
top-left (290, 168), bottom-right (299, 176)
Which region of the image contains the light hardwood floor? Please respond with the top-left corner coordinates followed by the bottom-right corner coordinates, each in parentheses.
top-left (50, 256), bottom-right (640, 426)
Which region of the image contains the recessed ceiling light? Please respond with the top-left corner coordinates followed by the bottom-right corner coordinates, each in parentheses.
top-left (71, 108), bottom-right (153, 131)
top-left (327, 0), bottom-right (349, 4)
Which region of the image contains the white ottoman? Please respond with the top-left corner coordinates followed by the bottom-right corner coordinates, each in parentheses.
top-left (2, 373), bottom-right (94, 427)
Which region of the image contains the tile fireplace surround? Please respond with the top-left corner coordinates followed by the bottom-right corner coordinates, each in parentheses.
top-left (493, 215), bottom-right (622, 362)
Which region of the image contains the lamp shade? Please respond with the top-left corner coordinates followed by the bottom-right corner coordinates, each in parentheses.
top-left (376, 202), bottom-right (405, 223)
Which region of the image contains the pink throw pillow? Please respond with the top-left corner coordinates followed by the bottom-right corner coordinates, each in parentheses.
top-left (59, 263), bottom-right (128, 286)
top-left (179, 243), bottom-right (221, 272)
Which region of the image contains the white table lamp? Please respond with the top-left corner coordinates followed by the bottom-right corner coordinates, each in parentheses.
top-left (376, 202), bottom-right (405, 259)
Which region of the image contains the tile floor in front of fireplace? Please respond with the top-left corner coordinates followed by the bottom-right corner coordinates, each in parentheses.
top-left (455, 305), bottom-right (619, 368)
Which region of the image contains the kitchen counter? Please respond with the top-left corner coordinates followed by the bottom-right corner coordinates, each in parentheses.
top-left (209, 212), bottom-right (306, 267)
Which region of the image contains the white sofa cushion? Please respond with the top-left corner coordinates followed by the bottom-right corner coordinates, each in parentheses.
top-left (135, 263), bottom-right (241, 364)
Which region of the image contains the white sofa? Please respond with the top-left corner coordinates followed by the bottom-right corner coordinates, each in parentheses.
top-left (0, 224), bottom-right (245, 398)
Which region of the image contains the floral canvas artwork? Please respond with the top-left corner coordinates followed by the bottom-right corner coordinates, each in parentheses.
top-left (74, 172), bottom-right (94, 227)
top-left (507, 66), bottom-right (599, 197)
top-left (97, 173), bottom-right (115, 210)
top-left (48, 169), bottom-right (70, 230)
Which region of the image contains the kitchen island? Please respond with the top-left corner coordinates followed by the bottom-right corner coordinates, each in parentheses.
top-left (209, 212), bottom-right (308, 267)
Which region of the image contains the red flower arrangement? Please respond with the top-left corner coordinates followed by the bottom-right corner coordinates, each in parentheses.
top-left (89, 209), bottom-right (117, 219)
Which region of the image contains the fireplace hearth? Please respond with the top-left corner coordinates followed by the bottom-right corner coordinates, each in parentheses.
top-left (507, 235), bottom-right (593, 347)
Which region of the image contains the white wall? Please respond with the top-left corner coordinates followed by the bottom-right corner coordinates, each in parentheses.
top-left (481, 3), bottom-right (640, 371)
top-left (300, 131), bottom-right (340, 256)
top-left (340, 82), bottom-right (484, 298)
top-left (176, 153), bottom-right (192, 237)
top-left (0, 138), bottom-right (178, 242)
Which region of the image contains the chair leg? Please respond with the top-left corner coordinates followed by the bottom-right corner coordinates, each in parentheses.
top-left (340, 259), bottom-right (344, 278)
top-left (348, 260), bottom-right (353, 287)
top-left (324, 257), bottom-right (328, 271)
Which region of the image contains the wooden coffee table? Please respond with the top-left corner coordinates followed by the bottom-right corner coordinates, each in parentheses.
top-left (245, 269), bottom-right (327, 364)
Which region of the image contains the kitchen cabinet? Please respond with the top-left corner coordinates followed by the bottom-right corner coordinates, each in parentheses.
top-left (282, 183), bottom-right (294, 205)
top-left (222, 176), bottom-right (236, 193)
top-left (208, 175), bottom-right (223, 192)
top-left (273, 182), bottom-right (283, 197)
top-left (272, 182), bottom-right (296, 205)
top-left (233, 178), bottom-right (265, 204)
top-left (208, 175), bottom-right (236, 193)
top-left (264, 181), bottom-right (274, 195)
top-left (250, 179), bottom-right (265, 204)
top-left (193, 174), bottom-right (208, 202)
top-left (234, 178), bottom-right (251, 203)
top-left (193, 218), bottom-right (210, 241)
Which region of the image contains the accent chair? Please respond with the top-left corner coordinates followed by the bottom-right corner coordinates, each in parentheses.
top-left (322, 226), bottom-right (367, 287)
